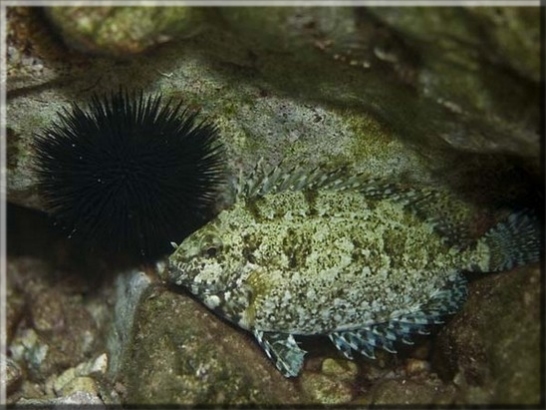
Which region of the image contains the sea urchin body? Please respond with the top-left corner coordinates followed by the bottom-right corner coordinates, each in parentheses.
top-left (34, 89), bottom-right (225, 261)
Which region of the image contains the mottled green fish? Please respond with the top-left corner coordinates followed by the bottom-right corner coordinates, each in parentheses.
top-left (167, 162), bottom-right (540, 377)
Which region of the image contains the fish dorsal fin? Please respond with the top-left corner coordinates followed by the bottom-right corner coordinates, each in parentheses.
top-left (236, 159), bottom-right (429, 200)
top-left (399, 188), bottom-right (476, 249)
top-left (236, 159), bottom-right (352, 198)
top-left (234, 160), bottom-right (474, 247)
top-left (424, 216), bottom-right (474, 249)
top-left (351, 176), bottom-right (476, 248)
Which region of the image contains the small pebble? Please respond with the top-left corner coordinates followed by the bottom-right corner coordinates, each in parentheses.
top-left (405, 358), bottom-right (431, 375)
top-left (2, 353), bottom-right (23, 395)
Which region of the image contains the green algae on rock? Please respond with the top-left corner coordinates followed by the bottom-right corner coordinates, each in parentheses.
top-left (43, 6), bottom-right (202, 55)
top-left (168, 161), bottom-right (541, 377)
top-left (117, 285), bottom-right (305, 405)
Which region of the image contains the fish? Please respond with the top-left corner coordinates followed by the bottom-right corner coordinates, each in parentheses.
top-left (167, 161), bottom-right (541, 377)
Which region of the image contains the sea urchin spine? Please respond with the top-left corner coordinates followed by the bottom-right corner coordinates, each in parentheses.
top-left (34, 89), bottom-right (225, 261)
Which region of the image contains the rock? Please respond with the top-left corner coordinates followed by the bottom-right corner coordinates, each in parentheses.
top-left (107, 270), bottom-right (152, 377)
top-left (299, 358), bottom-right (359, 404)
top-left (433, 264), bottom-right (541, 405)
top-left (16, 390), bottom-right (106, 407)
top-left (9, 328), bottom-right (49, 380)
top-left (1, 354), bottom-right (24, 396)
top-left (10, 288), bottom-right (99, 381)
top-left (116, 286), bottom-right (305, 405)
top-left (367, 376), bottom-right (457, 405)
top-left (321, 357), bottom-right (358, 379)
top-left (5, 231), bottom-right (117, 401)
top-left (7, 7), bottom-right (539, 213)
top-left (464, 7), bottom-right (540, 83)
top-left (55, 377), bottom-right (99, 398)
top-left (6, 285), bottom-right (25, 343)
top-left (364, 7), bottom-right (540, 161)
top-left (43, 6), bottom-right (202, 55)
top-left (5, 7), bottom-right (67, 92)
top-left (49, 354), bottom-right (108, 395)
top-left (300, 373), bottom-right (355, 404)
top-left (405, 358), bottom-right (431, 376)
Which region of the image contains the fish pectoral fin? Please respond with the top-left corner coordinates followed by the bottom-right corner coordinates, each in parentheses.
top-left (253, 329), bottom-right (306, 378)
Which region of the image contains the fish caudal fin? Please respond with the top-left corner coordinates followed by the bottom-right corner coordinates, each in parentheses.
top-left (484, 211), bottom-right (542, 272)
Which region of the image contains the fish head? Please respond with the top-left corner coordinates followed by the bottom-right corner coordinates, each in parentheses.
top-left (168, 208), bottom-right (258, 327)
top-left (167, 210), bottom-right (243, 291)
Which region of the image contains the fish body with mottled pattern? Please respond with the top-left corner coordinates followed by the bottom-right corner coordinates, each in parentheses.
top-left (168, 163), bottom-right (540, 377)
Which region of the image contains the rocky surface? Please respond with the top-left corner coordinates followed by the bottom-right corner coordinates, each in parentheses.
top-left (2, 354), bottom-right (23, 396)
top-left (5, 204), bottom-right (119, 405)
top-left (299, 358), bottom-right (359, 404)
top-left (433, 264), bottom-right (542, 405)
top-left (7, 258), bottom-right (105, 383)
top-left (43, 7), bottom-right (201, 56)
top-left (5, 6), bottom-right (541, 406)
top-left (116, 284), bottom-right (305, 405)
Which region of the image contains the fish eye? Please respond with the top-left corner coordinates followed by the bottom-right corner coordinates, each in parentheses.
top-left (205, 247), bottom-right (218, 258)
top-left (198, 233), bottom-right (223, 258)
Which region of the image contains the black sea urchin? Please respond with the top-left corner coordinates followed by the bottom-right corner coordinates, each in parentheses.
top-left (34, 89), bottom-right (225, 261)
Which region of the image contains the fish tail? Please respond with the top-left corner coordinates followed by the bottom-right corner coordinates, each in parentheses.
top-left (483, 211), bottom-right (541, 272)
